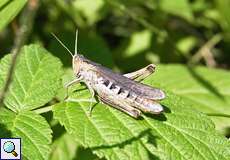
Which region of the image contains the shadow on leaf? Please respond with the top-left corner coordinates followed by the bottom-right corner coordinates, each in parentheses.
top-left (0, 0), bottom-right (11, 12)
top-left (223, 127), bottom-right (230, 138)
top-left (187, 66), bottom-right (225, 100)
top-left (90, 129), bottom-right (160, 160)
top-left (162, 105), bottom-right (171, 114)
top-left (51, 122), bottom-right (66, 141)
top-left (145, 112), bottom-right (167, 121)
top-left (144, 104), bottom-right (170, 121)
top-left (74, 147), bottom-right (101, 160)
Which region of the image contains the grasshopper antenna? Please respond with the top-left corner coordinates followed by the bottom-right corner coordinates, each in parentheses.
top-left (51, 33), bottom-right (74, 57)
top-left (75, 29), bottom-right (78, 55)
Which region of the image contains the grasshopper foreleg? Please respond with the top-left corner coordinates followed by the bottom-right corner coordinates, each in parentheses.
top-left (64, 77), bottom-right (82, 100)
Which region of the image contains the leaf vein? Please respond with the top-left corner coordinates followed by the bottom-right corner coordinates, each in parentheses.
top-left (165, 122), bottom-right (220, 160)
top-left (143, 117), bottom-right (188, 159)
top-left (77, 102), bottom-right (121, 160)
top-left (14, 126), bottom-right (46, 160)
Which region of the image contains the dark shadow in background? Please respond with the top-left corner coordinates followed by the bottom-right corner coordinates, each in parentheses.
top-left (41, 110), bottom-right (66, 142)
top-left (51, 121), bottom-right (66, 142)
top-left (90, 129), bottom-right (160, 160)
top-left (49, 30), bottom-right (114, 68)
top-left (0, 123), bottom-right (11, 138)
top-left (186, 66), bottom-right (225, 101)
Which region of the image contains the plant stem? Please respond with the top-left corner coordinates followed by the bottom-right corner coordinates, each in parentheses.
top-left (189, 34), bottom-right (222, 67)
top-left (105, 0), bottom-right (162, 35)
top-left (34, 106), bottom-right (53, 114)
top-left (0, 0), bottom-right (39, 106)
top-left (105, 0), bottom-right (187, 60)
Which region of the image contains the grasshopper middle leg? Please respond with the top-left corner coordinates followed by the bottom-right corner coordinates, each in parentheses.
top-left (84, 82), bottom-right (97, 116)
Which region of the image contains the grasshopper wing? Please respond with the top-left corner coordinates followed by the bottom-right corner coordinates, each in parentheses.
top-left (96, 65), bottom-right (165, 100)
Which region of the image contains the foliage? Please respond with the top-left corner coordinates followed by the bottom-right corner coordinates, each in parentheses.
top-left (0, 0), bottom-right (27, 31)
top-left (53, 92), bottom-right (230, 160)
top-left (0, 0), bottom-right (230, 160)
top-left (146, 65), bottom-right (230, 133)
top-left (0, 45), bottom-right (62, 112)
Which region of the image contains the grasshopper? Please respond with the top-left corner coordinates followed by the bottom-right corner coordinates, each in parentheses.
top-left (52, 30), bottom-right (166, 118)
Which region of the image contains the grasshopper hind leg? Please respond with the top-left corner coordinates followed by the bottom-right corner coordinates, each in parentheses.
top-left (123, 64), bottom-right (155, 81)
top-left (99, 96), bottom-right (141, 118)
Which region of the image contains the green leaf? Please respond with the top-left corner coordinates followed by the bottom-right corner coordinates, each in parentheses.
top-left (215, 0), bottom-right (230, 38)
top-left (144, 64), bottom-right (230, 133)
top-left (0, 0), bottom-right (9, 8)
top-left (55, 0), bottom-right (107, 27)
top-left (53, 89), bottom-right (230, 160)
top-left (0, 44), bottom-right (63, 112)
top-left (176, 36), bottom-right (198, 55)
top-left (160, 0), bottom-right (194, 22)
top-left (49, 133), bottom-right (78, 160)
top-left (73, 0), bottom-right (106, 26)
top-left (123, 30), bottom-right (152, 58)
top-left (50, 133), bottom-right (98, 160)
top-left (0, 0), bottom-right (27, 31)
top-left (0, 108), bottom-right (52, 160)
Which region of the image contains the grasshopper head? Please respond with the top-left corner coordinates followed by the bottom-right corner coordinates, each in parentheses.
top-left (72, 54), bottom-right (97, 77)
top-left (72, 54), bottom-right (83, 77)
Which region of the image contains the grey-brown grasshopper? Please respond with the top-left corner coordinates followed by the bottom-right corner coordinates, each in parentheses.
top-left (52, 31), bottom-right (166, 118)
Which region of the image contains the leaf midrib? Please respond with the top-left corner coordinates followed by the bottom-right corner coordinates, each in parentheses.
top-left (105, 107), bottom-right (152, 158)
top-left (14, 125), bottom-right (46, 160)
top-left (7, 112), bottom-right (45, 160)
top-left (15, 47), bottom-right (48, 107)
top-left (76, 101), bottom-right (127, 160)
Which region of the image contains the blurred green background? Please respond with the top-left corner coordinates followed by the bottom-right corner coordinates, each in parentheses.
top-left (1, 0), bottom-right (230, 72)
top-left (1, 1), bottom-right (230, 159)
